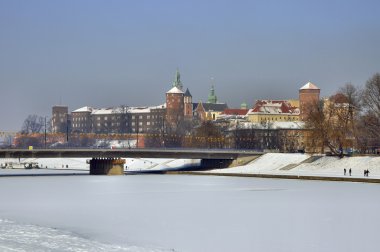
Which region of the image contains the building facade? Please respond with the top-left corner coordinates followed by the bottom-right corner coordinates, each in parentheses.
top-left (247, 100), bottom-right (300, 123)
top-left (52, 105), bottom-right (69, 133)
top-left (71, 106), bottom-right (93, 133)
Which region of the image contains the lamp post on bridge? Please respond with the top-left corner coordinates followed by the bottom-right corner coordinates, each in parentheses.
top-left (66, 113), bottom-right (69, 147)
top-left (44, 116), bottom-right (47, 148)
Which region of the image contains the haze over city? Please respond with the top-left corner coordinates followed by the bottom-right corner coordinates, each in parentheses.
top-left (1, 0), bottom-right (379, 131)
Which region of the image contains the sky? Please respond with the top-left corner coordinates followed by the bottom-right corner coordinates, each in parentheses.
top-left (1, 0), bottom-right (379, 131)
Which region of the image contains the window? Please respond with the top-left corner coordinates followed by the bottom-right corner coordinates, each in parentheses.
top-left (139, 122), bottom-right (142, 126)
top-left (132, 115), bottom-right (135, 119)
top-left (104, 116), bottom-right (108, 120)
top-left (139, 115), bottom-right (142, 119)
top-left (147, 122), bottom-right (150, 126)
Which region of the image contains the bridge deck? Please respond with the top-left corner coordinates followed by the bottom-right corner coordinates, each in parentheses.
top-left (0, 149), bottom-right (263, 160)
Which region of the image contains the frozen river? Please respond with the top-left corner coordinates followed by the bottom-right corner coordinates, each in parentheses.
top-left (0, 172), bottom-right (379, 252)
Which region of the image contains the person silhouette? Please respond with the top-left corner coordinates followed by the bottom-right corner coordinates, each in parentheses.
top-left (349, 168), bottom-right (352, 176)
top-left (344, 168), bottom-right (346, 176)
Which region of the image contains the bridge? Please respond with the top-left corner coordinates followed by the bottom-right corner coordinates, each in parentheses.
top-left (0, 148), bottom-right (263, 175)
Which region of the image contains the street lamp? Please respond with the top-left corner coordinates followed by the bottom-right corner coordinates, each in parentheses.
top-left (66, 113), bottom-right (69, 146)
top-left (136, 116), bottom-right (139, 148)
top-left (44, 116), bottom-right (47, 148)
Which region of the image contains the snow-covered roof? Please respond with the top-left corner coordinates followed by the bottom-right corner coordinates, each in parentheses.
top-left (166, 86), bottom-right (184, 94)
top-left (247, 100), bottom-right (299, 115)
top-left (300, 82), bottom-right (320, 90)
top-left (91, 108), bottom-right (114, 115)
top-left (129, 104), bottom-right (166, 114)
top-left (237, 121), bottom-right (305, 130)
top-left (89, 104), bottom-right (166, 115)
top-left (72, 106), bottom-right (93, 113)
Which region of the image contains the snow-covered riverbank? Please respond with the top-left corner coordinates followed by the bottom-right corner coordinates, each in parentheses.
top-left (1, 153), bottom-right (380, 180)
top-left (206, 153), bottom-right (380, 179)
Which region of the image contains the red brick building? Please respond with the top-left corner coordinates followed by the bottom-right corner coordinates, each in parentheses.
top-left (299, 82), bottom-right (320, 121)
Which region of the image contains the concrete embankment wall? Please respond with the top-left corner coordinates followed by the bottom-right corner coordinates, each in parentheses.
top-left (167, 171), bottom-right (380, 184)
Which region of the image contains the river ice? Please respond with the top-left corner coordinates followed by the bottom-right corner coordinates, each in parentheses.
top-left (0, 172), bottom-right (379, 252)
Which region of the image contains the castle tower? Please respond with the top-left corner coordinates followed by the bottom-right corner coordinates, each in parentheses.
top-left (166, 86), bottom-right (184, 126)
top-left (299, 81), bottom-right (320, 121)
top-left (184, 88), bottom-right (193, 119)
top-left (52, 105), bottom-right (69, 133)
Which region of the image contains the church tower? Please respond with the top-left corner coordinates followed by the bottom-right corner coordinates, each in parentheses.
top-left (184, 88), bottom-right (193, 119)
top-left (172, 69), bottom-right (183, 90)
top-left (207, 85), bottom-right (217, 104)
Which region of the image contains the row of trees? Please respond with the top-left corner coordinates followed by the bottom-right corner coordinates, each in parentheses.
top-left (305, 73), bottom-right (380, 154)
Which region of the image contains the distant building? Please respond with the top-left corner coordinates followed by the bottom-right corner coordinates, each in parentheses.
top-left (91, 107), bottom-right (118, 134)
top-left (79, 105), bottom-right (166, 134)
top-left (219, 108), bottom-right (249, 119)
top-left (166, 86), bottom-right (184, 126)
top-left (299, 81), bottom-right (320, 121)
top-left (247, 100), bottom-right (300, 123)
top-left (184, 88), bottom-right (193, 119)
top-left (52, 105), bottom-right (69, 133)
top-left (71, 106), bottom-right (93, 133)
top-left (193, 102), bottom-right (228, 121)
top-left (129, 105), bottom-right (166, 134)
top-left (193, 84), bottom-right (228, 121)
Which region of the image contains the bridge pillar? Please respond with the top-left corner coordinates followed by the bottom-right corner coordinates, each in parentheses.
top-left (89, 158), bottom-right (125, 175)
top-left (200, 159), bottom-right (233, 169)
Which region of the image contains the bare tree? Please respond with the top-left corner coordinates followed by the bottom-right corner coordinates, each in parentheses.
top-left (113, 105), bottom-right (129, 134)
top-left (350, 73), bottom-right (380, 152)
top-left (305, 87), bottom-right (359, 155)
top-left (193, 121), bottom-right (223, 149)
top-left (362, 73), bottom-right (380, 118)
top-left (21, 115), bottom-right (44, 134)
top-left (361, 73), bottom-right (380, 145)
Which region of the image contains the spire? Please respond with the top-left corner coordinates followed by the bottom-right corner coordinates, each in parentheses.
top-left (184, 88), bottom-right (192, 97)
top-left (207, 79), bottom-right (218, 103)
top-left (172, 69), bottom-right (183, 90)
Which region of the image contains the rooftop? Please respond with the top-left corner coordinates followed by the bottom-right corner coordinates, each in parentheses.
top-left (166, 86), bottom-right (184, 94)
top-left (72, 106), bottom-right (93, 113)
top-left (248, 100), bottom-right (300, 115)
top-left (300, 81), bottom-right (320, 90)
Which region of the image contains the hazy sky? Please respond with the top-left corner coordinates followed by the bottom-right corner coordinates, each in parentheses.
top-left (1, 0), bottom-right (379, 131)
